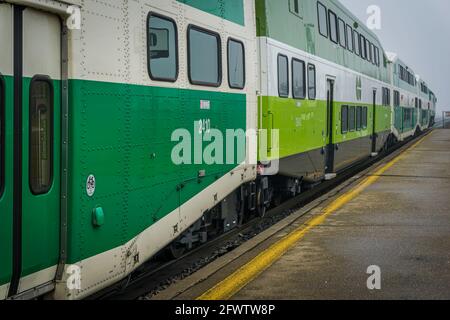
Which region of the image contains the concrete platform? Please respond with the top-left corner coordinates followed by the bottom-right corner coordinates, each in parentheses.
top-left (154, 130), bottom-right (450, 300)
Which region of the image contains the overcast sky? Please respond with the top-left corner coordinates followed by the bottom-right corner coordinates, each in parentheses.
top-left (340, 0), bottom-right (450, 114)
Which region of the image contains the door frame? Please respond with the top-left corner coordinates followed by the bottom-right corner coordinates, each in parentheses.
top-left (325, 77), bottom-right (335, 175)
top-left (9, 4), bottom-right (24, 297)
top-left (7, 3), bottom-right (69, 299)
top-left (371, 88), bottom-right (377, 153)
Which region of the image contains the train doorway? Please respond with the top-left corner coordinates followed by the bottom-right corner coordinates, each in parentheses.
top-left (371, 89), bottom-right (377, 154)
top-left (325, 79), bottom-right (335, 177)
top-left (0, 3), bottom-right (62, 298)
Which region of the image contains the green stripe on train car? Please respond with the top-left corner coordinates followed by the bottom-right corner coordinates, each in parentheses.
top-left (66, 79), bottom-right (247, 263)
top-left (178, 0), bottom-right (245, 26)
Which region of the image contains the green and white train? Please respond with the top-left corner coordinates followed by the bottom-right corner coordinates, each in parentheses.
top-left (0, 0), bottom-right (436, 300)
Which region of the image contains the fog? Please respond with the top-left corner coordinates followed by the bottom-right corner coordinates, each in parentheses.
top-left (340, 0), bottom-right (450, 114)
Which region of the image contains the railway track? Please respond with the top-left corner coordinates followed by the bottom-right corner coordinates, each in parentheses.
top-left (87, 130), bottom-right (431, 301)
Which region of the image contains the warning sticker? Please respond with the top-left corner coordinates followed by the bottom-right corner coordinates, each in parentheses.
top-left (86, 175), bottom-right (96, 197)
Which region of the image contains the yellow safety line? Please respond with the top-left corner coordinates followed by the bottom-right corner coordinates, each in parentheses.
top-left (197, 133), bottom-right (431, 300)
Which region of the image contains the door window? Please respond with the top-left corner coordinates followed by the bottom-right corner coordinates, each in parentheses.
top-left (29, 77), bottom-right (53, 195)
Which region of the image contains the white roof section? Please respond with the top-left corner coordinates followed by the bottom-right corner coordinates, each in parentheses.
top-left (385, 52), bottom-right (398, 63)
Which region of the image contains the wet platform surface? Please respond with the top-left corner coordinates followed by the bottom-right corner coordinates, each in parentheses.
top-left (229, 130), bottom-right (450, 300)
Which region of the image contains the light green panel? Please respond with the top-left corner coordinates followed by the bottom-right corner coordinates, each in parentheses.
top-left (259, 95), bottom-right (392, 162)
top-left (258, 96), bottom-right (327, 161)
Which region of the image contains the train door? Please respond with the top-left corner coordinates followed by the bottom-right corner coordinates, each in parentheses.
top-left (0, 2), bottom-right (14, 300)
top-left (325, 79), bottom-right (335, 176)
top-left (3, 4), bottom-right (61, 298)
top-left (371, 89), bottom-right (377, 154)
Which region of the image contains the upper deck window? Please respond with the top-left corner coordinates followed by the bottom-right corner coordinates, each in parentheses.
top-left (338, 18), bottom-right (346, 48)
top-left (228, 39), bottom-right (245, 89)
top-left (317, 2), bottom-right (328, 38)
top-left (353, 31), bottom-right (360, 56)
top-left (188, 25), bottom-right (222, 87)
top-left (375, 47), bottom-right (380, 66)
top-left (360, 35), bottom-right (366, 59)
top-left (368, 43), bottom-right (372, 64)
top-left (148, 13), bottom-right (178, 82)
top-left (346, 24), bottom-right (353, 52)
top-left (365, 39), bottom-right (370, 61)
top-left (328, 10), bottom-right (338, 44)
top-left (278, 54), bottom-right (289, 98)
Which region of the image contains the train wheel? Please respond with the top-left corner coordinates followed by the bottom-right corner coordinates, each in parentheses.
top-left (168, 243), bottom-right (186, 259)
top-left (256, 185), bottom-right (267, 218)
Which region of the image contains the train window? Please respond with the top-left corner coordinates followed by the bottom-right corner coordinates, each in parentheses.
top-left (353, 31), bottom-right (360, 56)
top-left (328, 10), bottom-right (338, 44)
top-left (338, 18), bottom-right (346, 48)
top-left (307, 64), bottom-right (316, 100)
top-left (188, 25), bottom-right (222, 87)
top-left (348, 106), bottom-right (356, 131)
top-left (382, 87), bottom-right (391, 106)
top-left (341, 106), bottom-right (348, 133)
top-left (294, 0), bottom-right (299, 13)
top-left (278, 54), bottom-right (289, 98)
top-left (375, 47), bottom-right (380, 66)
top-left (362, 107), bottom-right (368, 129)
top-left (346, 24), bottom-right (353, 52)
top-left (317, 2), bottom-right (328, 38)
top-left (228, 39), bottom-right (245, 89)
top-left (147, 13), bottom-right (178, 82)
top-left (370, 43), bottom-right (375, 64)
top-left (290, 0), bottom-right (301, 16)
top-left (29, 77), bottom-right (54, 195)
top-left (394, 90), bottom-right (400, 107)
top-left (356, 106), bottom-right (362, 130)
top-left (365, 39), bottom-right (370, 62)
top-left (292, 58), bottom-right (306, 99)
top-left (0, 76), bottom-right (4, 196)
top-left (367, 42), bottom-right (372, 62)
top-left (360, 35), bottom-right (366, 59)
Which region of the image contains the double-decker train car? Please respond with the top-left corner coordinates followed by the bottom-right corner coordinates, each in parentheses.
top-left (255, 0), bottom-right (393, 201)
top-left (0, 0), bottom-right (437, 300)
top-left (0, 0), bottom-right (258, 300)
top-left (387, 52), bottom-right (436, 141)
